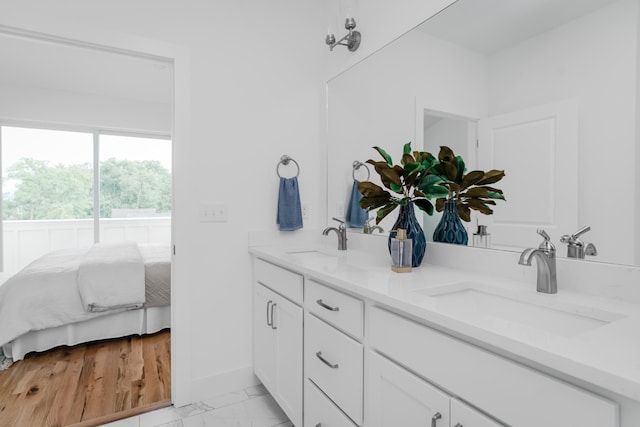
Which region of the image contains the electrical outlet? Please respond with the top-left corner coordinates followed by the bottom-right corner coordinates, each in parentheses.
top-left (336, 203), bottom-right (345, 217)
top-left (200, 203), bottom-right (228, 222)
top-left (302, 203), bottom-right (309, 219)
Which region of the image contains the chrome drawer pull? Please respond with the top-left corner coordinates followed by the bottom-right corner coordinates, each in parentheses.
top-left (315, 424), bottom-right (322, 427)
top-left (431, 412), bottom-right (442, 427)
top-left (454, 424), bottom-right (463, 427)
top-left (270, 303), bottom-right (277, 330)
top-left (315, 351), bottom-right (339, 369)
top-left (266, 300), bottom-right (273, 326)
top-left (316, 299), bottom-right (339, 312)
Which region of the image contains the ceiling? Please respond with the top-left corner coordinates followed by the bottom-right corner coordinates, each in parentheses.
top-left (0, 34), bottom-right (172, 104)
top-left (417, 0), bottom-right (616, 54)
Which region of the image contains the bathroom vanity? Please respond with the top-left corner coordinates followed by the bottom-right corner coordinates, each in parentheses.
top-left (250, 236), bottom-right (640, 427)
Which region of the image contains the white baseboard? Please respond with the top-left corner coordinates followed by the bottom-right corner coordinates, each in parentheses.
top-left (189, 366), bottom-right (260, 404)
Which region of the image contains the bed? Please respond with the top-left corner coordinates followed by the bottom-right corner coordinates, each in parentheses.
top-left (0, 241), bottom-right (171, 362)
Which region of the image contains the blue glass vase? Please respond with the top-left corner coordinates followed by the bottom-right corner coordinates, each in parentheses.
top-left (433, 200), bottom-right (468, 245)
top-left (387, 202), bottom-right (426, 267)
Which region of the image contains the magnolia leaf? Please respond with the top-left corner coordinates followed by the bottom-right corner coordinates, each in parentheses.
top-left (479, 186), bottom-right (504, 195)
top-left (390, 182), bottom-right (402, 193)
top-left (462, 187), bottom-right (490, 198)
top-left (435, 197), bottom-right (445, 212)
top-left (373, 146), bottom-right (393, 166)
top-left (357, 180), bottom-right (385, 196)
top-left (376, 204), bottom-right (398, 224)
top-left (440, 161), bottom-right (458, 182)
top-left (402, 153), bottom-right (415, 166)
top-left (466, 198), bottom-right (494, 215)
top-left (460, 170), bottom-right (484, 190)
top-left (438, 146), bottom-right (456, 162)
top-left (455, 155), bottom-right (465, 184)
top-left (403, 142), bottom-right (412, 155)
top-left (487, 191), bottom-right (506, 200)
top-left (404, 162), bottom-right (421, 173)
top-left (414, 198), bottom-right (435, 216)
top-left (414, 189), bottom-right (426, 197)
top-left (477, 170), bottom-right (505, 185)
top-left (457, 203), bottom-right (471, 222)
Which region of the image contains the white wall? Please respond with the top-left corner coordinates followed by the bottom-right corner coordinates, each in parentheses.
top-left (0, 0), bottom-right (326, 404)
top-left (0, 82), bottom-right (171, 133)
top-left (327, 28), bottom-right (488, 232)
top-left (488, 0), bottom-right (638, 265)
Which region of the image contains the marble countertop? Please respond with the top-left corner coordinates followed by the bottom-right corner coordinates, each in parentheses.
top-left (249, 244), bottom-right (640, 403)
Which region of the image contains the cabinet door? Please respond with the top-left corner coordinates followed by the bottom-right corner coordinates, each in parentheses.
top-left (367, 351), bottom-right (449, 427)
top-left (253, 283), bottom-right (276, 391)
top-left (272, 293), bottom-right (303, 427)
top-left (451, 399), bottom-right (504, 427)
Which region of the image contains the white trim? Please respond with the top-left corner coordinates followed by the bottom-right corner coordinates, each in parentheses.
top-left (93, 133), bottom-right (100, 243)
top-left (0, 118), bottom-right (171, 140)
top-left (190, 367), bottom-right (260, 403)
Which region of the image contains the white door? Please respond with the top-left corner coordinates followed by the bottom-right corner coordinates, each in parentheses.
top-left (272, 293), bottom-right (303, 427)
top-left (477, 100), bottom-right (578, 249)
top-left (367, 351), bottom-right (450, 427)
top-left (451, 398), bottom-right (504, 427)
top-left (253, 283), bottom-right (276, 391)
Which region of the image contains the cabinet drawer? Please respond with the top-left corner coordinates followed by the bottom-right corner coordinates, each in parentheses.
top-left (305, 379), bottom-right (357, 427)
top-left (305, 313), bottom-right (363, 425)
top-left (306, 279), bottom-right (364, 339)
top-left (451, 398), bottom-right (504, 427)
top-left (370, 306), bottom-right (618, 427)
top-left (254, 258), bottom-right (303, 304)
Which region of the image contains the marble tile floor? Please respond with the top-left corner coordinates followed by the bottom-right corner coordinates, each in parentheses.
top-left (103, 384), bottom-right (293, 427)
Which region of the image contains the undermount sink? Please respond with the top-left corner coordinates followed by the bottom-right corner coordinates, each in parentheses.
top-left (417, 282), bottom-right (627, 337)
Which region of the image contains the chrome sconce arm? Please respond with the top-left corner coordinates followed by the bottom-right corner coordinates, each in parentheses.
top-left (325, 17), bottom-right (361, 52)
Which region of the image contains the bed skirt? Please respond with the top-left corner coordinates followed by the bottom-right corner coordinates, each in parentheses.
top-left (2, 305), bottom-right (170, 361)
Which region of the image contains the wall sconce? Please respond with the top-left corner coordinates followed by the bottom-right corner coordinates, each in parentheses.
top-left (325, 4), bottom-right (361, 52)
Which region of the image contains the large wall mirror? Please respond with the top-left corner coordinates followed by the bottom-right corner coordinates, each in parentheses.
top-left (327, 0), bottom-right (640, 266)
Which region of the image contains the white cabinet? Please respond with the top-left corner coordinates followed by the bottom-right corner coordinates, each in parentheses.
top-left (252, 259), bottom-right (303, 427)
top-left (451, 399), bottom-right (503, 427)
top-left (305, 379), bottom-right (357, 427)
top-left (368, 351), bottom-right (450, 427)
top-left (368, 351), bottom-right (503, 427)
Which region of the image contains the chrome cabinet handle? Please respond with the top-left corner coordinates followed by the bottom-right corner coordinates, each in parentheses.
top-left (315, 424), bottom-right (322, 427)
top-left (266, 300), bottom-right (273, 326)
top-left (270, 303), bottom-right (277, 329)
top-left (315, 351), bottom-right (339, 369)
top-left (454, 424), bottom-right (463, 427)
top-left (316, 299), bottom-right (339, 312)
top-left (431, 412), bottom-right (442, 427)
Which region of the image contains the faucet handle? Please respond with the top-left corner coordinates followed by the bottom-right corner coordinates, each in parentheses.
top-left (536, 229), bottom-right (555, 252)
top-left (331, 217), bottom-right (346, 230)
top-left (560, 225), bottom-right (591, 245)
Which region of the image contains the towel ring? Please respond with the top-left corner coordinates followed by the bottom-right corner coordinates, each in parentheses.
top-left (352, 161), bottom-right (370, 182)
top-left (277, 155), bottom-right (300, 178)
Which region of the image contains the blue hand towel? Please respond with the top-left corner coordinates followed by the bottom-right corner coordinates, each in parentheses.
top-left (346, 180), bottom-right (368, 228)
top-left (277, 177), bottom-right (303, 231)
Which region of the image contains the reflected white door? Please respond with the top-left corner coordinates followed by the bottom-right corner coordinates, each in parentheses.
top-left (477, 100), bottom-right (578, 249)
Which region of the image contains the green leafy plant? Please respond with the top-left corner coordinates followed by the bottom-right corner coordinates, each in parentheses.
top-left (357, 142), bottom-right (449, 224)
top-left (431, 146), bottom-right (506, 222)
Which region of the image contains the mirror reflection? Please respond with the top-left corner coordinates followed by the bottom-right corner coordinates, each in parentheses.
top-left (327, 0), bottom-right (639, 266)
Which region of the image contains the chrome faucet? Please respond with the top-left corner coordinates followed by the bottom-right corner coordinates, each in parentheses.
top-left (323, 217), bottom-right (348, 250)
top-left (560, 226), bottom-right (598, 259)
top-left (518, 229), bottom-right (557, 294)
top-left (363, 217), bottom-right (384, 234)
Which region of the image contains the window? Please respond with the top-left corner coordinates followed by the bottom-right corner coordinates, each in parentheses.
top-left (0, 125), bottom-right (171, 273)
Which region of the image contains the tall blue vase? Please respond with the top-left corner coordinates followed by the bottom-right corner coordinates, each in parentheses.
top-left (433, 200), bottom-right (468, 245)
top-left (388, 202), bottom-right (426, 267)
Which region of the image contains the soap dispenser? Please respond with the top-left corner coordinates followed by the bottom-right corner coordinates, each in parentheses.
top-left (391, 229), bottom-right (412, 273)
top-left (473, 225), bottom-right (491, 248)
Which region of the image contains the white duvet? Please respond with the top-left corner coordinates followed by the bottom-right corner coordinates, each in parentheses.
top-left (0, 243), bottom-right (145, 349)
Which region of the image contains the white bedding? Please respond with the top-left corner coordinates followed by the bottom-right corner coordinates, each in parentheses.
top-left (78, 241), bottom-right (145, 312)
top-left (0, 243), bottom-right (170, 356)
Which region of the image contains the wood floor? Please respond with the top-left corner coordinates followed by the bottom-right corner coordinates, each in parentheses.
top-left (0, 329), bottom-right (171, 427)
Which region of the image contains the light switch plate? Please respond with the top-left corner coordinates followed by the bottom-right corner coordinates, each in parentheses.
top-left (200, 203), bottom-right (228, 222)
